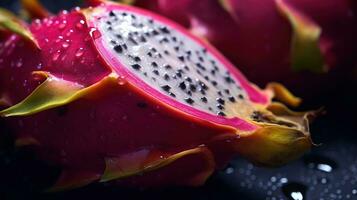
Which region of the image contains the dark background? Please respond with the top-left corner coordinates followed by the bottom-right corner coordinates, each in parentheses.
top-left (1, 0), bottom-right (357, 199)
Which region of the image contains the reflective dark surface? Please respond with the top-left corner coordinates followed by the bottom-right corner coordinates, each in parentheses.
top-left (1, 1), bottom-right (357, 199)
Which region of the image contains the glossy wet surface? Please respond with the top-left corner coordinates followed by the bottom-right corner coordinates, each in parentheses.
top-left (1, 1), bottom-right (357, 200)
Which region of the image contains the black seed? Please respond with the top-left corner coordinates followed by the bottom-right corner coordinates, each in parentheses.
top-left (217, 91), bottom-right (223, 96)
top-left (225, 75), bottom-right (234, 83)
top-left (184, 65), bottom-right (190, 71)
top-left (140, 36), bottom-right (147, 42)
top-left (209, 107), bottom-right (213, 111)
top-left (179, 82), bottom-right (186, 90)
top-left (161, 85), bottom-right (171, 92)
top-left (200, 89), bottom-right (206, 95)
top-left (229, 96), bottom-right (236, 102)
top-left (201, 97), bottom-right (208, 103)
top-left (174, 46), bottom-right (179, 51)
top-left (131, 64), bottom-right (141, 70)
top-left (152, 77), bottom-right (156, 81)
top-left (202, 48), bottom-right (207, 54)
top-left (224, 89), bottom-right (230, 94)
top-left (187, 91), bottom-right (192, 96)
top-left (133, 31), bottom-right (139, 35)
top-left (217, 104), bottom-right (224, 110)
top-left (156, 53), bottom-right (162, 58)
top-left (129, 37), bottom-right (138, 45)
top-left (114, 45), bottom-right (123, 53)
top-left (164, 50), bottom-right (170, 55)
top-left (178, 55), bottom-right (185, 62)
top-left (107, 26), bottom-right (113, 31)
top-left (198, 56), bottom-right (204, 62)
top-left (204, 76), bottom-right (210, 81)
top-left (164, 73), bottom-right (170, 80)
top-left (106, 21), bottom-right (112, 25)
top-left (200, 82), bottom-right (208, 90)
top-left (211, 81), bottom-right (218, 86)
top-left (150, 47), bottom-right (157, 52)
top-left (151, 62), bottom-right (158, 68)
top-left (216, 98), bottom-right (225, 105)
top-left (144, 31), bottom-right (150, 36)
top-left (159, 26), bottom-right (170, 34)
top-left (196, 69), bottom-right (202, 75)
top-left (210, 60), bottom-right (216, 65)
top-left (143, 72), bottom-right (148, 76)
top-left (110, 40), bottom-right (117, 45)
top-left (213, 65), bottom-right (219, 71)
top-left (137, 102), bottom-right (147, 108)
top-left (147, 52), bottom-right (153, 57)
top-left (238, 94), bottom-right (244, 99)
top-left (153, 70), bottom-right (159, 75)
top-left (189, 84), bottom-right (197, 92)
top-left (122, 44), bottom-right (127, 49)
top-left (185, 97), bottom-right (194, 104)
top-left (186, 50), bottom-right (191, 55)
top-left (172, 36), bottom-right (177, 42)
top-left (164, 64), bottom-right (172, 70)
top-left (211, 70), bottom-right (216, 75)
top-left (148, 18), bottom-right (154, 24)
top-left (217, 111), bottom-right (226, 116)
top-left (122, 12), bottom-right (127, 16)
top-left (196, 63), bottom-right (206, 71)
top-left (133, 56), bottom-right (141, 62)
top-left (130, 14), bottom-right (136, 19)
top-left (169, 92), bottom-right (176, 97)
top-left (160, 37), bottom-right (169, 43)
top-left (176, 71), bottom-right (182, 78)
top-left (152, 29), bottom-right (159, 35)
top-left (109, 11), bottom-right (116, 17)
top-left (185, 77), bottom-right (192, 82)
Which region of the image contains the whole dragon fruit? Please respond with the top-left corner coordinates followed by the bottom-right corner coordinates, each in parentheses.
top-left (132, 0), bottom-right (357, 101)
top-left (0, 0), bottom-right (313, 191)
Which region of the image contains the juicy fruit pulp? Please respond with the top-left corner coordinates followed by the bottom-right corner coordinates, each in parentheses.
top-left (0, 1), bottom-right (313, 191)
top-left (131, 0), bottom-right (357, 102)
top-left (99, 10), bottom-right (249, 117)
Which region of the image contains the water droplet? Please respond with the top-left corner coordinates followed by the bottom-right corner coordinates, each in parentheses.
top-left (75, 48), bottom-right (84, 58)
top-left (282, 182), bottom-right (307, 200)
top-left (352, 189), bottom-right (357, 195)
top-left (76, 20), bottom-right (85, 29)
top-left (52, 50), bottom-right (61, 61)
top-left (304, 154), bottom-right (337, 173)
top-left (62, 41), bottom-right (70, 48)
top-left (59, 20), bottom-right (67, 30)
top-left (66, 29), bottom-right (74, 37)
top-left (225, 167), bottom-right (234, 174)
top-left (16, 58), bottom-right (23, 68)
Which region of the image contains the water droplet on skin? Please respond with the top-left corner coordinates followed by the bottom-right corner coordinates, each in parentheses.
top-left (304, 155), bottom-right (337, 173)
top-left (16, 59), bottom-right (23, 68)
top-left (52, 50), bottom-right (61, 61)
top-left (282, 182), bottom-right (307, 200)
top-left (75, 48), bottom-right (84, 58)
top-left (59, 20), bottom-right (67, 30)
top-left (66, 29), bottom-right (74, 37)
top-left (76, 20), bottom-right (85, 29)
top-left (62, 41), bottom-right (70, 48)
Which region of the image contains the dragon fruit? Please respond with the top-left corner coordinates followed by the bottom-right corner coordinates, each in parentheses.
top-left (131, 0), bottom-right (357, 101)
top-left (0, 0), bottom-right (313, 191)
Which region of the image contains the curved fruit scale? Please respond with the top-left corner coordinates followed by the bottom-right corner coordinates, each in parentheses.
top-left (130, 0), bottom-right (357, 102)
top-left (0, 1), bottom-right (312, 191)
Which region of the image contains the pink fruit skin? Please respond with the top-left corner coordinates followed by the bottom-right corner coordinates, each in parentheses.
top-left (0, 2), bottom-right (312, 189)
top-left (0, 5), bottom-right (267, 188)
top-left (134, 0), bottom-right (357, 101)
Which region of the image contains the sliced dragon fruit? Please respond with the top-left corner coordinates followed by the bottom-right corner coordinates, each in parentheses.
top-left (0, 1), bottom-right (313, 191)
